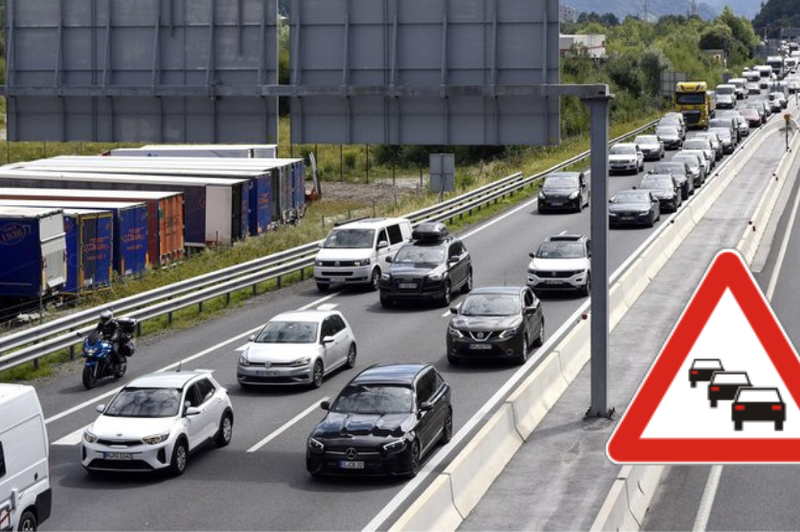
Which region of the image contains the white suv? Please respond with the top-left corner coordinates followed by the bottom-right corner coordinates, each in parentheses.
top-left (527, 235), bottom-right (592, 297)
top-left (313, 218), bottom-right (412, 291)
top-left (82, 371), bottom-right (233, 476)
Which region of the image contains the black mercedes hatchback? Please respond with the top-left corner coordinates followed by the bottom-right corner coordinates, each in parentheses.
top-left (306, 364), bottom-right (452, 478)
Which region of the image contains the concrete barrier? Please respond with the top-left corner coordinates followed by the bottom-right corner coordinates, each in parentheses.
top-left (625, 465), bottom-right (665, 525)
top-left (674, 209), bottom-right (696, 240)
top-left (620, 258), bottom-right (648, 308)
top-left (590, 478), bottom-right (638, 532)
top-left (641, 245), bottom-right (667, 280)
top-left (590, 466), bottom-right (665, 532)
top-left (609, 284), bottom-right (629, 330)
top-left (558, 321), bottom-right (591, 383)
top-left (508, 351), bottom-right (569, 439)
top-left (389, 475), bottom-right (463, 532)
top-left (445, 404), bottom-right (524, 518)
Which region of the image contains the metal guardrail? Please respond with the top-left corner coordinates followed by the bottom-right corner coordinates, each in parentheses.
top-left (0, 119), bottom-right (658, 373)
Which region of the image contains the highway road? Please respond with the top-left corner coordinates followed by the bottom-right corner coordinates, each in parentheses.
top-left (642, 112), bottom-right (800, 532)
top-left (29, 98), bottom-right (772, 531)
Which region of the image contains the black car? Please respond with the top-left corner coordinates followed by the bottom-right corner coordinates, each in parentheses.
top-left (656, 126), bottom-right (683, 150)
top-left (537, 171), bottom-right (590, 213)
top-left (708, 372), bottom-right (752, 408)
top-left (651, 161), bottom-right (694, 199)
top-left (379, 223), bottom-right (472, 308)
top-left (447, 287), bottom-right (545, 365)
top-left (689, 359), bottom-right (724, 388)
top-left (732, 387), bottom-right (785, 431)
top-left (638, 174), bottom-right (682, 212)
top-left (672, 153), bottom-right (705, 187)
top-left (306, 364), bottom-right (452, 478)
top-left (608, 190), bottom-right (661, 228)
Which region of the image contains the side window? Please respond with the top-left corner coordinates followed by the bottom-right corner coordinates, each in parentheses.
top-left (524, 290), bottom-right (534, 308)
top-left (416, 371), bottom-right (434, 405)
top-left (329, 315), bottom-right (346, 335)
top-left (0, 442), bottom-right (5, 478)
top-left (431, 370), bottom-right (444, 395)
top-left (184, 385), bottom-right (201, 408)
top-left (376, 229), bottom-right (388, 249)
top-left (448, 243), bottom-right (460, 260)
top-left (387, 224), bottom-right (403, 245)
top-left (196, 379), bottom-right (216, 403)
top-left (320, 318), bottom-right (332, 339)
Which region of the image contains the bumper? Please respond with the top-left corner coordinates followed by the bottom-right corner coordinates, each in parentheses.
top-left (609, 162), bottom-right (638, 173)
top-left (609, 213), bottom-right (653, 226)
top-left (314, 265), bottom-right (373, 286)
top-left (527, 272), bottom-right (588, 291)
top-left (447, 335), bottom-right (524, 360)
top-left (539, 196), bottom-right (581, 211)
top-left (657, 197), bottom-right (680, 212)
top-left (237, 364), bottom-right (313, 385)
top-left (82, 440), bottom-right (172, 472)
top-left (662, 139), bottom-right (682, 149)
top-left (641, 150), bottom-right (661, 161)
top-left (306, 445), bottom-right (413, 477)
top-left (380, 278), bottom-right (446, 301)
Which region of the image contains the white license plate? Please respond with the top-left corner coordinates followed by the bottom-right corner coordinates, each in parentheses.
top-left (257, 370), bottom-right (280, 377)
top-left (550, 201), bottom-right (563, 206)
top-left (331, 277), bottom-right (346, 283)
top-left (545, 280), bottom-right (563, 285)
top-left (470, 343), bottom-right (493, 350)
top-left (104, 452), bottom-right (132, 461)
top-left (399, 283), bottom-right (417, 289)
top-left (339, 461), bottom-right (365, 470)
top-left (621, 216), bottom-right (634, 221)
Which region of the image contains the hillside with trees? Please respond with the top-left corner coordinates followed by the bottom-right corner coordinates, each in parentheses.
top-left (753, 0), bottom-right (800, 35)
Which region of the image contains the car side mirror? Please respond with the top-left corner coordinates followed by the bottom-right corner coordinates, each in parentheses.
top-left (96, 404), bottom-right (105, 413)
top-left (317, 242), bottom-right (323, 248)
top-left (450, 306), bottom-right (459, 314)
top-left (185, 406), bottom-right (201, 416)
top-left (248, 335), bottom-right (255, 342)
top-left (632, 186), bottom-right (638, 190)
top-left (528, 252), bottom-right (536, 258)
top-left (320, 401), bottom-right (330, 411)
top-left (322, 335), bottom-right (335, 345)
top-left (449, 256), bottom-right (459, 264)
top-left (385, 256), bottom-right (393, 263)
top-left (419, 401), bottom-right (434, 412)
top-left (524, 306), bottom-right (538, 315)
top-left (378, 240), bottom-right (389, 250)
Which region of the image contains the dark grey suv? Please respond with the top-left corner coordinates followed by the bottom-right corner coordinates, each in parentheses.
top-left (537, 172), bottom-right (590, 213)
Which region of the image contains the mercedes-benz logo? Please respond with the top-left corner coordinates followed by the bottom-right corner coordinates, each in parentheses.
top-left (345, 448), bottom-right (358, 460)
top-left (476, 332), bottom-right (485, 339)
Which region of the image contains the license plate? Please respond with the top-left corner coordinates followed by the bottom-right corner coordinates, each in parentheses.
top-left (331, 277), bottom-right (345, 283)
top-left (621, 216), bottom-right (634, 221)
top-left (470, 343), bottom-right (492, 350)
top-left (104, 452), bottom-right (132, 461)
top-left (257, 370), bottom-right (280, 377)
top-left (550, 201), bottom-right (563, 206)
top-left (399, 283), bottom-right (417, 289)
top-left (339, 461), bottom-right (365, 470)
top-left (544, 280), bottom-right (563, 285)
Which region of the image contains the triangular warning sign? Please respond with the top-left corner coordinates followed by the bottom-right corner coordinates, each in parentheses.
top-left (607, 249), bottom-right (800, 464)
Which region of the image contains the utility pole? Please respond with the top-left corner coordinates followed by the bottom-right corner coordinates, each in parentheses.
top-left (643, 0), bottom-right (649, 22)
top-left (691, 0), bottom-right (698, 17)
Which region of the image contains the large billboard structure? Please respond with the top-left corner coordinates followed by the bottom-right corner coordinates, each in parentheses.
top-left (4, 0), bottom-right (279, 143)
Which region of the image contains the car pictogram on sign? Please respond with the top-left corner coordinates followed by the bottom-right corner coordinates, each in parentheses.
top-left (689, 359), bottom-right (724, 388)
top-left (708, 371), bottom-right (752, 408)
top-left (732, 388), bottom-right (786, 432)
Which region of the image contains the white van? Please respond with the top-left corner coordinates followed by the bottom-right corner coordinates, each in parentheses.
top-left (0, 385), bottom-right (51, 532)
top-left (313, 217), bottom-right (413, 291)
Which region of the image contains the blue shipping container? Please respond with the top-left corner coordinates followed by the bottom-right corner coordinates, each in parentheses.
top-left (248, 173), bottom-right (272, 236)
top-left (113, 204), bottom-right (148, 276)
top-left (62, 210), bottom-right (114, 294)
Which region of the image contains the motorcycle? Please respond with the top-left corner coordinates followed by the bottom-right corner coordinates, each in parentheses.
top-left (79, 317), bottom-right (137, 389)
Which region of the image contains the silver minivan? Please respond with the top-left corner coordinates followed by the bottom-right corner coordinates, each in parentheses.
top-left (313, 217), bottom-right (413, 291)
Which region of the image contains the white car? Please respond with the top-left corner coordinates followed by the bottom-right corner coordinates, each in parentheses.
top-left (237, 310), bottom-right (357, 388)
top-left (527, 235), bottom-right (591, 296)
top-left (609, 143), bottom-right (644, 175)
top-left (82, 371), bottom-right (233, 476)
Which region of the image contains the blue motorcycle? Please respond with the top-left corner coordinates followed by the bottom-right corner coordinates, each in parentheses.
top-left (81, 330), bottom-right (127, 389)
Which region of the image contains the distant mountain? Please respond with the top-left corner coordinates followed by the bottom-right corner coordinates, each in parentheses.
top-left (563, 0), bottom-right (718, 20)
top-left (703, 1), bottom-right (762, 19)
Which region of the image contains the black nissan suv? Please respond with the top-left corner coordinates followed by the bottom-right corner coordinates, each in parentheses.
top-left (379, 222), bottom-right (473, 308)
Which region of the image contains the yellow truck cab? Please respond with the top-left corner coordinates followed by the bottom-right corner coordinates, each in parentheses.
top-left (675, 81), bottom-right (716, 129)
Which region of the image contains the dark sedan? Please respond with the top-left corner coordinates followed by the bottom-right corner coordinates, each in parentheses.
top-left (651, 161), bottom-right (694, 199)
top-left (638, 174), bottom-right (682, 212)
top-left (732, 388), bottom-right (785, 432)
top-left (608, 190), bottom-right (661, 228)
top-left (537, 171), bottom-right (590, 213)
top-left (306, 364), bottom-right (452, 478)
top-left (447, 287), bottom-right (544, 365)
top-left (656, 126), bottom-right (683, 149)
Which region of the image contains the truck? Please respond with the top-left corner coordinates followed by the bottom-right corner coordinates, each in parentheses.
top-left (0, 207), bottom-right (66, 300)
top-left (675, 81), bottom-right (716, 129)
top-left (767, 56), bottom-right (785, 78)
top-left (108, 144), bottom-right (278, 159)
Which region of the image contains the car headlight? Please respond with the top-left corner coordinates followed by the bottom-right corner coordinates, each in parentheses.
top-left (83, 429), bottom-right (98, 444)
top-left (498, 328), bottom-right (518, 339)
top-left (428, 270), bottom-right (445, 282)
top-left (315, 260), bottom-right (324, 266)
top-left (239, 354), bottom-right (250, 367)
top-left (381, 272), bottom-right (391, 281)
top-left (638, 212), bottom-right (650, 217)
top-left (143, 433), bottom-right (169, 445)
top-left (308, 437), bottom-right (325, 453)
top-left (383, 439), bottom-right (407, 454)
top-left (609, 212), bottom-right (618, 217)
top-left (290, 356), bottom-right (311, 367)
top-left (353, 258), bottom-right (371, 267)
top-left (538, 191), bottom-right (546, 200)
top-left (569, 191), bottom-right (580, 199)
top-left (448, 326), bottom-right (465, 339)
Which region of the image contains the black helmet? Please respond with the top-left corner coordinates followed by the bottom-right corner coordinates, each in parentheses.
top-left (99, 310), bottom-right (114, 324)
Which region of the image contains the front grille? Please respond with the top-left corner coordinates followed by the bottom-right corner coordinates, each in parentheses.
top-left (88, 459), bottom-right (153, 471)
top-left (318, 261), bottom-right (359, 267)
top-left (325, 449), bottom-right (382, 458)
top-left (97, 439), bottom-right (141, 447)
top-left (468, 331), bottom-right (496, 341)
top-left (530, 270), bottom-right (579, 278)
top-left (321, 271), bottom-right (354, 276)
top-left (241, 375), bottom-right (305, 384)
top-left (394, 277), bottom-right (423, 292)
top-left (253, 361), bottom-right (297, 368)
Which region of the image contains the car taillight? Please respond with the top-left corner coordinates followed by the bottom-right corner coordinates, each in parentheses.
top-left (735, 405), bottom-right (745, 411)
top-left (710, 386), bottom-right (720, 392)
top-left (772, 405), bottom-right (783, 411)
top-left (691, 370), bottom-right (698, 375)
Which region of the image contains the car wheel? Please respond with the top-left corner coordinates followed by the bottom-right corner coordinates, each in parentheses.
top-left (345, 343), bottom-right (357, 369)
top-left (439, 280), bottom-right (452, 308)
top-left (648, 213), bottom-right (655, 228)
top-left (380, 294), bottom-right (394, 308)
top-left (311, 360), bottom-right (324, 388)
top-left (538, 204), bottom-right (548, 214)
top-left (711, 400), bottom-right (718, 408)
top-left (533, 318), bottom-right (545, 347)
top-left (441, 407), bottom-right (453, 444)
top-left (515, 335), bottom-right (529, 366)
top-left (734, 421), bottom-right (743, 431)
top-left (776, 420), bottom-right (784, 431)
top-left (407, 440), bottom-right (421, 478)
top-left (462, 269), bottom-right (473, 294)
top-left (316, 282), bottom-right (330, 292)
top-left (447, 353), bottom-right (460, 365)
top-left (581, 273), bottom-right (591, 298)
top-left (18, 510), bottom-right (37, 531)
top-left (169, 438), bottom-right (188, 476)
top-left (369, 268), bottom-right (381, 291)
top-left (82, 365), bottom-right (97, 389)
top-left (215, 411), bottom-right (233, 447)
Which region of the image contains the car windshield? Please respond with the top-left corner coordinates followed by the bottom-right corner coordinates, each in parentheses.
top-left (684, 140), bottom-right (709, 150)
top-left (105, 387), bottom-right (181, 418)
top-left (393, 246), bottom-right (445, 264)
top-left (708, 119), bottom-right (732, 129)
top-left (654, 164), bottom-right (685, 175)
top-left (675, 93), bottom-right (706, 105)
top-left (674, 155), bottom-right (699, 168)
top-left (543, 175), bottom-right (578, 189)
top-left (613, 191), bottom-right (650, 204)
top-left (255, 321), bottom-right (318, 344)
top-left (656, 127), bottom-right (678, 137)
top-left (460, 294), bottom-right (520, 317)
top-left (716, 86), bottom-right (735, 95)
top-left (635, 136), bottom-right (658, 144)
top-left (332, 384), bottom-right (414, 414)
top-left (710, 128), bottom-right (732, 140)
top-left (536, 241), bottom-right (586, 259)
top-left (610, 145), bottom-right (636, 155)
top-left (323, 228), bottom-right (375, 249)
top-left (641, 176), bottom-right (673, 188)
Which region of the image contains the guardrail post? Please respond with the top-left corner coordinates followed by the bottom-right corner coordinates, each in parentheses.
top-left (277, 276), bottom-right (282, 289)
top-left (226, 292), bottom-right (231, 306)
top-left (253, 285), bottom-right (258, 296)
top-left (70, 344), bottom-right (75, 361)
top-left (300, 268), bottom-right (305, 281)
top-left (33, 359), bottom-right (39, 371)
top-left (136, 322), bottom-right (142, 337)
top-left (198, 301), bottom-right (204, 313)
top-left (168, 312), bottom-right (173, 325)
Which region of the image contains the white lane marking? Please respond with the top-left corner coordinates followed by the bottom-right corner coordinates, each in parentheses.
top-left (442, 302), bottom-right (461, 318)
top-left (52, 424), bottom-right (91, 446)
top-left (45, 293), bottom-right (340, 426)
top-left (316, 303), bottom-right (339, 311)
top-left (692, 465), bottom-right (723, 531)
top-left (246, 397), bottom-right (330, 453)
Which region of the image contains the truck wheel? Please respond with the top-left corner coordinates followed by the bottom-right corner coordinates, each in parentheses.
top-left (776, 421), bottom-right (784, 431)
top-left (316, 282), bottom-right (330, 292)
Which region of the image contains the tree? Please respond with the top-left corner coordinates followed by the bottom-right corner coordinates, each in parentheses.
top-left (699, 23), bottom-right (735, 53)
top-left (639, 48), bottom-right (670, 97)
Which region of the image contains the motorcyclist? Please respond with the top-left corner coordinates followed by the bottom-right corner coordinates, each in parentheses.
top-left (95, 310), bottom-right (121, 368)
